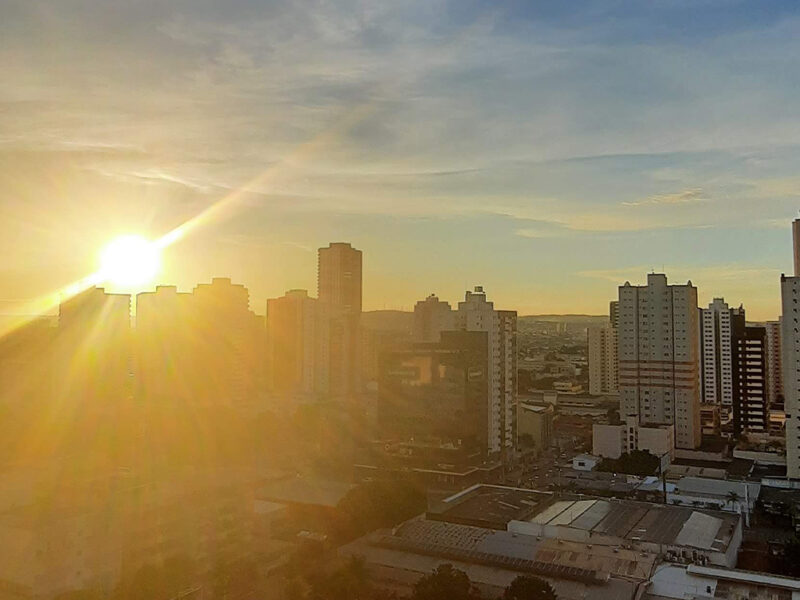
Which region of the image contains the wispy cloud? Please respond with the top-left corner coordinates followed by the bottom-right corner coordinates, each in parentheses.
top-left (622, 188), bottom-right (708, 207)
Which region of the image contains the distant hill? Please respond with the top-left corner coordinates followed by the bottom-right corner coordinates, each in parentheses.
top-left (362, 310), bottom-right (413, 332)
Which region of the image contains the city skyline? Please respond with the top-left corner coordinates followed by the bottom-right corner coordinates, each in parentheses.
top-left (3, 2), bottom-right (800, 320)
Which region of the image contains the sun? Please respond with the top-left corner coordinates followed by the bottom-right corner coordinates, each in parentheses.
top-left (99, 235), bottom-right (161, 288)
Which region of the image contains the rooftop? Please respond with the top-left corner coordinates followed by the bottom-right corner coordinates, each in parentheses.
top-left (429, 485), bottom-right (551, 530)
top-left (525, 497), bottom-right (740, 553)
top-left (256, 477), bottom-right (355, 508)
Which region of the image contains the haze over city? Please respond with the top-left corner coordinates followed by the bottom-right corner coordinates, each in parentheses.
top-left (5, 2), bottom-right (800, 600)
top-left (4, 1), bottom-right (800, 318)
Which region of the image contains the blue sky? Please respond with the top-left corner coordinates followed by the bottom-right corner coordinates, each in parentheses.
top-left (1, 0), bottom-right (800, 318)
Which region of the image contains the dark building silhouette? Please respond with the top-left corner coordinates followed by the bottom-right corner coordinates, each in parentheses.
top-left (136, 278), bottom-right (264, 405)
top-left (378, 330), bottom-right (489, 453)
top-left (731, 314), bottom-right (768, 436)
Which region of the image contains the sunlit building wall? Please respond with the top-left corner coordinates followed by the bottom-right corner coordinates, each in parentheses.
top-left (318, 243), bottom-right (362, 399)
top-left (135, 285), bottom-right (194, 402)
top-left (266, 289), bottom-right (329, 396)
top-left (618, 274), bottom-right (702, 450)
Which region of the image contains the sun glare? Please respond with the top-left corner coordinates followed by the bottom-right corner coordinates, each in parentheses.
top-left (99, 235), bottom-right (161, 287)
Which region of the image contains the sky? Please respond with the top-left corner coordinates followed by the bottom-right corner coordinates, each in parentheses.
top-left (2, 1), bottom-right (800, 319)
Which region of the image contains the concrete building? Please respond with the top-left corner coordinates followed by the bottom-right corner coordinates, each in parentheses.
top-left (318, 242), bottom-right (362, 398)
top-left (780, 217), bottom-right (800, 479)
top-left (731, 318), bottom-right (768, 436)
top-left (378, 331), bottom-right (489, 453)
top-left (517, 402), bottom-right (554, 455)
top-left (618, 274), bottom-right (702, 449)
top-left (647, 563), bottom-right (800, 600)
top-left (135, 285), bottom-right (193, 402)
top-left (593, 416), bottom-right (675, 461)
top-left (412, 294), bottom-right (455, 343)
top-left (455, 287), bottom-right (518, 456)
top-left (340, 484), bottom-right (743, 600)
top-left (588, 324), bottom-right (618, 395)
top-left (701, 299), bottom-right (736, 419)
top-left (266, 289), bottom-right (329, 396)
top-left (190, 277), bottom-right (263, 405)
top-left (763, 319), bottom-right (783, 408)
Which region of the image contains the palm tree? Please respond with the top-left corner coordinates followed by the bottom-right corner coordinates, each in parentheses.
top-left (726, 491), bottom-right (741, 510)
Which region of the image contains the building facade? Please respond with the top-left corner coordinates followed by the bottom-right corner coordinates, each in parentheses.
top-left (455, 287), bottom-right (517, 456)
top-left (701, 298), bottom-right (736, 418)
top-left (618, 274), bottom-right (702, 449)
top-left (266, 289), bottom-right (329, 396)
top-left (731, 317), bottom-right (768, 436)
top-left (588, 324), bottom-right (618, 395)
top-left (378, 330), bottom-right (489, 452)
top-left (781, 219), bottom-right (800, 479)
top-left (318, 242), bottom-right (362, 398)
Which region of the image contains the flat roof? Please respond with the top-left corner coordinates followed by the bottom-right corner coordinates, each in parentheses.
top-left (527, 498), bottom-right (739, 553)
top-left (430, 485), bottom-right (551, 530)
top-left (256, 477), bottom-right (355, 508)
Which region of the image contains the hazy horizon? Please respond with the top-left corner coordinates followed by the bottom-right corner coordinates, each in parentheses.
top-left (4, 1), bottom-right (800, 319)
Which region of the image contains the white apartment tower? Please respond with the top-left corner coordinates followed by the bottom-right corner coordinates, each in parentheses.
top-left (781, 218), bottom-right (800, 479)
top-left (701, 298), bottom-right (736, 418)
top-left (588, 303), bottom-right (618, 395)
top-left (618, 273), bottom-right (702, 450)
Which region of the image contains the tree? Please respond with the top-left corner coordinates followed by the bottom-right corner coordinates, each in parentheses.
top-left (726, 491), bottom-right (741, 510)
top-left (309, 556), bottom-right (370, 600)
top-left (503, 575), bottom-right (558, 600)
top-left (411, 564), bottom-right (478, 600)
top-left (776, 535), bottom-right (800, 577)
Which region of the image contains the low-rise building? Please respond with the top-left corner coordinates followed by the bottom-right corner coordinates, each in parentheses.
top-left (593, 417), bottom-right (675, 461)
top-left (517, 402), bottom-right (554, 456)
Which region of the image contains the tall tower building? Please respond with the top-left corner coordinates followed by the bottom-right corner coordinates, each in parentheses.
top-left (700, 298), bottom-right (736, 419)
top-left (731, 316), bottom-right (768, 436)
top-left (191, 277), bottom-right (263, 405)
top-left (588, 325), bottom-right (618, 395)
top-left (618, 274), bottom-right (702, 449)
top-left (763, 320), bottom-right (783, 408)
top-left (266, 289), bottom-right (329, 396)
top-left (318, 242), bottom-right (362, 398)
top-left (454, 286), bottom-right (517, 456)
top-left (781, 217), bottom-right (800, 478)
top-left (588, 302), bottom-right (619, 396)
top-left (412, 294), bottom-right (454, 342)
top-left (136, 285), bottom-right (193, 402)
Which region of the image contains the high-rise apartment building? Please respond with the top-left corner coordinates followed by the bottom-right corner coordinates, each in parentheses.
top-left (731, 316), bottom-right (768, 436)
top-left (378, 330), bottom-right (489, 452)
top-left (588, 303), bottom-right (618, 396)
top-left (700, 298), bottom-right (736, 418)
top-left (780, 217), bottom-right (800, 479)
top-left (454, 287), bottom-right (517, 456)
top-left (413, 294), bottom-right (455, 343)
top-left (266, 289), bottom-right (329, 396)
top-left (318, 242), bottom-right (362, 398)
top-left (618, 273), bottom-right (702, 450)
top-left (136, 285), bottom-right (193, 402)
top-left (763, 320), bottom-right (783, 408)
